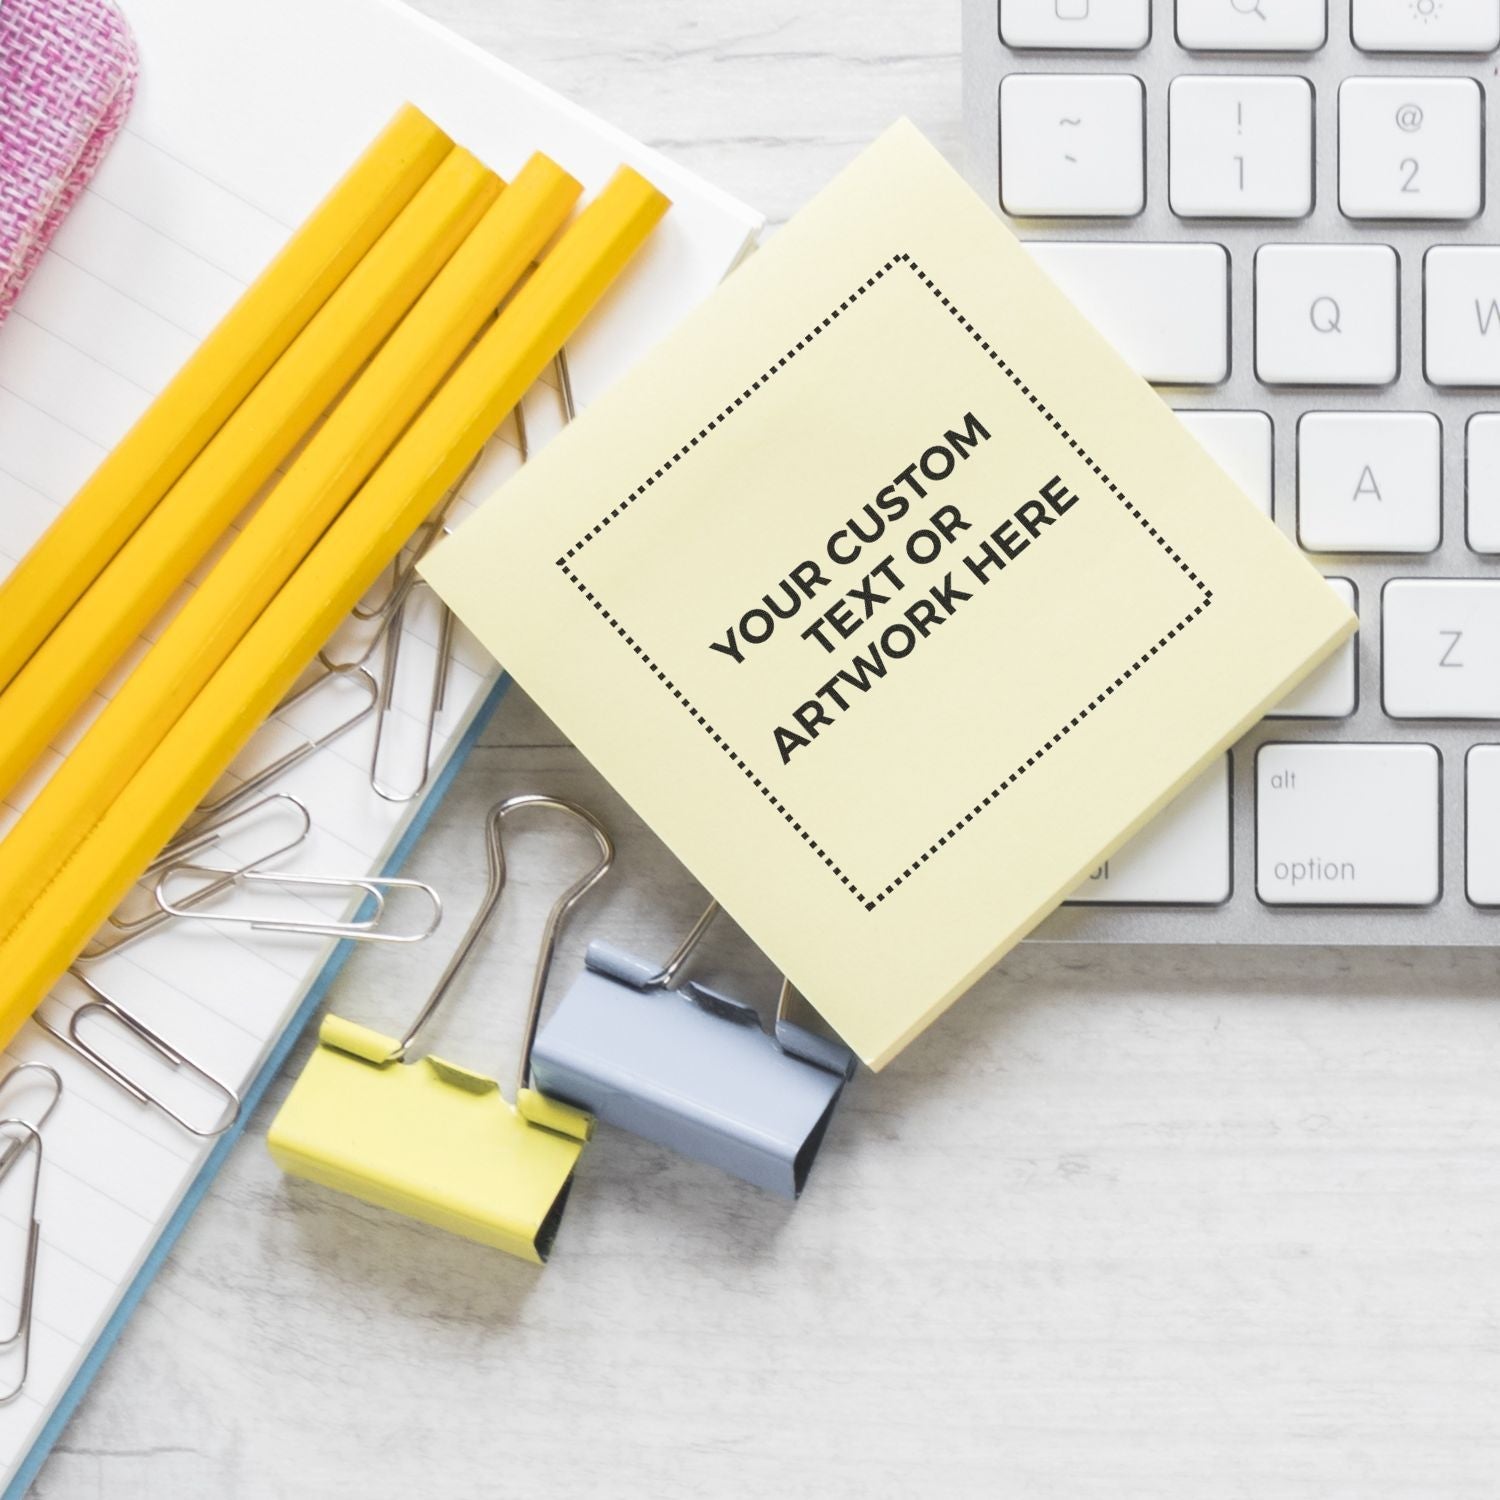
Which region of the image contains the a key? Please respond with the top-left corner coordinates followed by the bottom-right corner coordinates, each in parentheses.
top-left (1257, 742), bottom-right (1440, 906)
top-left (1169, 76), bottom-right (1313, 219)
top-left (1002, 0), bottom-right (1151, 49)
top-left (1464, 747), bottom-right (1500, 905)
top-left (1383, 579), bottom-right (1500, 718)
top-left (1069, 757), bottom-right (1230, 905)
top-left (1175, 409), bottom-right (1272, 515)
top-left (1001, 74), bottom-right (1145, 217)
top-left (1268, 578), bottom-right (1357, 717)
top-left (1027, 242), bottom-right (1228, 384)
top-left (1353, 0), bottom-right (1500, 53)
top-left (1297, 411), bottom-right (1440, 552)
top-left (1177, 0), bottom-right (1326, 52)
top-left (1467, 415), bottom-right (1500, 552)
top-left (1255, 244), bottom-right (1398, 386)
top-left (1338, 78), bottom-right (1482, 221)
top-left (1426, 247), bottom-right (1500, 387)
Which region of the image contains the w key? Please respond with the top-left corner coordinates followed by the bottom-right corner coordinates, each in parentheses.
top-left (1427, 248), bottom-right (1500, 386)
top-left (1383, 579), bottom-right (1500, 718)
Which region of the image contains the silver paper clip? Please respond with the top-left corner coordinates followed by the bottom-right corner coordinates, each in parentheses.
top-left (153, 863), bottom-right (441, 945)
top-left (362, 353), bottom-right (564, 802)
top-left (368, 580), bottom-right (454, 805)
top-left (321, 432), bottom-right (491, 681)
top-left (531, 899), bottom-right (856, 1199)
top-left (78, 794), bottom-right (313, 962)
top-left (0, 1120), bottom-right (42, 1405)
top-left (0, 1063), bottom-right (61, 1176)
top-left (362, 350), bottom-right (572, 803)
top-left (193, 662), bottom-right (377, 824)
top-left (37, 974), bottom-right (240, 1138)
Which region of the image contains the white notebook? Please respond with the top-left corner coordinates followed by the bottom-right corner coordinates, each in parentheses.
top-left (0, 0), bottom-right (761, 1487)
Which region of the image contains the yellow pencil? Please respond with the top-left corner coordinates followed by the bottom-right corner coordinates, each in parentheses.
top-left (0, 104), bottom-right (451, 698)
top-left (0, 166), bottom-right (670, 1046)
top-left (0, 153), bottom-right (580, 934)
top-left (0, 146), bottom-right (502, 805)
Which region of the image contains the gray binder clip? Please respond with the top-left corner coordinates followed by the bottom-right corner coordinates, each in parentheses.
top-left (530, 900), bottom-right (856, 1199)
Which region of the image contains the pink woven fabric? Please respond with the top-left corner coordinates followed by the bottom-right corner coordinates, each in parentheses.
top-left (0, 0), bottom-right (138, 321)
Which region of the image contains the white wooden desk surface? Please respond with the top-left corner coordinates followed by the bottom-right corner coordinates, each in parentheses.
top-left (33, 3), bottom-right (1500, 1496)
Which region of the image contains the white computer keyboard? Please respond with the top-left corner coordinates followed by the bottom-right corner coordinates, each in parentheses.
top-left (962, 0), bottom-right (1500, 943)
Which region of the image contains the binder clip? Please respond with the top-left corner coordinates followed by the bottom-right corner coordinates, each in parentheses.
top-left (267, 793), bottom-right (614, 1263)
top-left (531, 900), bottom-right (857, 1199)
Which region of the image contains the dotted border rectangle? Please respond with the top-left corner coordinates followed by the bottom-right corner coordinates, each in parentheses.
top-left (556, 253), bottom-right (1212, 911)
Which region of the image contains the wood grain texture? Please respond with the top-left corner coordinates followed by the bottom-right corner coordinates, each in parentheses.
top-left (33, 4), bottom-right (1500, 1497)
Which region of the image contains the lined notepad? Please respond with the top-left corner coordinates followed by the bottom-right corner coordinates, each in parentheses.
top-left (0, 0), bottom-right (760, 1487)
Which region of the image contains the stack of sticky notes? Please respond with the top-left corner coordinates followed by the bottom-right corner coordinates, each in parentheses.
top-left (0, 103), bottom-right (670, 1051)
top-left (423, 120), bottom-right (1355, 1069)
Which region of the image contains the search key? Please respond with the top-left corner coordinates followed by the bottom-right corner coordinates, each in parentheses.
top-left (1255, 244), bottom-right (1399, 386)
top-left (1177, 0), bottom-right (1327, 51)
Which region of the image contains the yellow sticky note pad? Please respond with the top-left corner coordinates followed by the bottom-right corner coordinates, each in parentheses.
top-left (423, 121), bottom-right (1354, 1069)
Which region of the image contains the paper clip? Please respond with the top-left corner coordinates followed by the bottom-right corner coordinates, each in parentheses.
top-left (78, 794), bottom-right (313, 962)
top-left (368, 580), bottom-right (454, 805)
top-left (323, 449), bottom-right (481, 674)
top-left (0, 1063), bottom-right (61, 1177)
top-left (0, 1120), bottom-right (42, 1405)
top-left (153, 861), bottom-right (441, 945)
top-left (531, 899), bottom-right (856, 1199)
top-left (36, 973), bottom-right (240, 1137)
top-left (193, 661), bottom-right (378, 824)
top-left (364, 350), bottom-right (570, 803)
top-left (268, 793), bottom-right (613, 1263)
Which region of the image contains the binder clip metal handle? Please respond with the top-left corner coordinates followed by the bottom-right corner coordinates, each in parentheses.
top-left (388, 793), bottom-right (613, 1104)
top-left (533, 898), bottom-right (857, 1199)
top-left (267, 792), bottom-right (615, 1263)
top-left (588, 900), bottom-right (855, 1076)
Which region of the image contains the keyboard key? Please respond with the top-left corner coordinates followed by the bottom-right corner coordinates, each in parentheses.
top-left (1426, 247), bottom-right (1500, 387)
top-left (1169, 75), bottom-right (1314, 219)
top-left (1257, 743), bottom-right (1440, 906)
top-left (1028, 242), bottom-right (1229, 383)
top-left (1175, 409), bottom-right (1272, 515)
top-left (1338, 78), bottom-right (1483, 221)
top-left (1465, 746), bottom-right (1500, 905)
top-left (1255, 244), bottom-right (1398, 386)
top-left (1297, 411), bottom-right (1441, 552)
top-left (1070, 756), bottom-right (1230, 905)
top-left (1268, 577), bottom-right (1357, 717)
top-left (1383, 579), bottom-right (1500, 718)
top-left (1001, 74), bottom-right (1145, 217)
top-left (1467, 415), bottom-right (1500, 552)
top-left (1353, 0), bottom-right (1500, 53)
top-left (1001, 0), bottom-right (1151, 49)
top-left (1177, 0), bottom-right (1326, 52)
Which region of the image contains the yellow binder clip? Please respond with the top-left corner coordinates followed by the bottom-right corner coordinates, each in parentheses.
top-left (267, 794), bottom-right (613, 1263)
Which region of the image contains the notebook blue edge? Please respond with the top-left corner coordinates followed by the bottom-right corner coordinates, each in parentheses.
top-left (7, 675), bottom-right (511, 1498)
